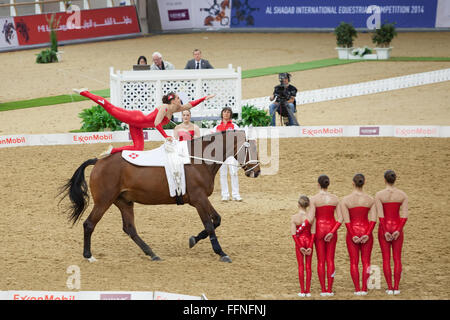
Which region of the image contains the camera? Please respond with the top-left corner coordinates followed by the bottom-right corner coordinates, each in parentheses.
top-left (278, 72), bottom-right (291, 84)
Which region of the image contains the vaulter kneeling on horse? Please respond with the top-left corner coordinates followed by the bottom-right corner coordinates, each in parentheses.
top-left (73, 88), bottom-right (215, 157)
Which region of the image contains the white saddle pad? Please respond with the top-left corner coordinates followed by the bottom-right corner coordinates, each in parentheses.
top-left (122, 141), bottom-right (190, 197)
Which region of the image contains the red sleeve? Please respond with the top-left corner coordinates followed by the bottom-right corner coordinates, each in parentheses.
top-left (364, 221), bottom-right (376, 236)
top-left (189, 96), bottom-right (206, 107)
top-left (396, 218), bottom-right (407, 233)
top-left (308, 234), bottom-right (315, 249)
top-left (155, 123), bottom-right (169, 138)
top-left (292, 235), bottom-right (302, 248)
top-left (345, 223), bottom-right (356, 238)
top-left (329, 222), bottom-right (341, 234)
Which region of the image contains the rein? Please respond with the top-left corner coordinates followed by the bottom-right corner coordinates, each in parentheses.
top-left (185, 138), bottom-right (259, 173)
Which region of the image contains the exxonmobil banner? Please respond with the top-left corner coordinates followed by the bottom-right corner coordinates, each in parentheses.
top-left (229, 0), bottom-right (439, 28)
top-left (4, 6), bottom-right (139, 49)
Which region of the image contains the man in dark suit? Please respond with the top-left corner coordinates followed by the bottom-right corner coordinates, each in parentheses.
top-left (184, 49), bottom-right (214, 69)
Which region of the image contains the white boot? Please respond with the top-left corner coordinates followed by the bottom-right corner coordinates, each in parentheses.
top-left (99, 145), bottom-right (113, 158)
top-left (393, 290), bottom-right (401, 295)
top-left (297, 293), bottom-right (306, 298)
top-left (73, 88), bottom-right (88, 95)
top-left (386, 290), bottom-right (394, 295)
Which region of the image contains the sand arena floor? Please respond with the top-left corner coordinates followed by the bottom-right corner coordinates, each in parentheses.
top-left (0, 32), bottom-right (450, 299)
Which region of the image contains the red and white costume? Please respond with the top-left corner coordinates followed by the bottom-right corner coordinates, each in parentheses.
top-left (345, 207), bottom-right (376, 293)
top-left (80, 90), bottom-right (206, 154)
top-left (314, 205), bottom-right (341, 295)
top-left (212, 120), bottom-right (241, 200)
top-left (378, 202), bottom-right (407, 292)
top-left (292, 219), bottom-right (315, 295)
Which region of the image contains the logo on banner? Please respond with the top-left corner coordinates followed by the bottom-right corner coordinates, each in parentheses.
top-left (366, 5), bottom-right (381, 30)
top-left (301, 127), bottom-right (344, 137)
top-left (200, 0), bottom-right (231, 27)
top-left (128, 131), bottom-right (148, 141)
top-left (168, 9), bottom-right (190, 21)
top-left (359, 126), bottom-right (380, 136)
top-left (395, 127), bottom-right (438, 137)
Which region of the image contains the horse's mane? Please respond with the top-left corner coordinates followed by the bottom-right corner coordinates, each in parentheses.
top-left (191, 129), bottom-right (245, 143)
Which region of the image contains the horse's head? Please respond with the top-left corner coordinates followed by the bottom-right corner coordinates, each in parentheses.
top-left (233, 129), bottom-right (261, 178)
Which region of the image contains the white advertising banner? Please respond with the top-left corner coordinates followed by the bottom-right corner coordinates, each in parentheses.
top-left (157, 0), bottom-right (232, 30)
top-left (0, 17), bottom-right (19, 49)
top-left (158, 0), bottom-right (195, 30)
top-left (436, 0), bottom-right (450, 27)
top-left (191, 0), bottom-right (232, 29)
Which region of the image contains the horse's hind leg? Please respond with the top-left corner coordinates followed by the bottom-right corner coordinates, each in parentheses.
top-left (83, 203), bottom-right (111, 262)
top-left (115, 198), bottom-right (161, 261)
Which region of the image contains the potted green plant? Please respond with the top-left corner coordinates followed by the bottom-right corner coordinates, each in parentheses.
top-left (334, 22), bottom-right (358, 59)
top-left (372, 22), bottom-right (397, 59)
top-left (36, 13), bottom-right (62, 64)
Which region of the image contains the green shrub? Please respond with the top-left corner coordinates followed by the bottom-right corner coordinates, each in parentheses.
top-left (78, 105), bottom-right (125, 132)
top-left (36, 49), bottom-right (58, 63)
top-left (241, 105), bottom-right (271, 127)
top-left (372, 22), bottom-right (397, 47)
top-left (334, 22), bottom-right (358, 48)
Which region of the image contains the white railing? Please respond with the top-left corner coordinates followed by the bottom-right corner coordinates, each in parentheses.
top-left (110, 65), bottom-right (242, 121)
top-left (244, 68), bottom-right (450, 110)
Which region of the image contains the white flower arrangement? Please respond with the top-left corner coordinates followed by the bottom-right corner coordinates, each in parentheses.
top-left (351, 46), bottom-right (373, 57)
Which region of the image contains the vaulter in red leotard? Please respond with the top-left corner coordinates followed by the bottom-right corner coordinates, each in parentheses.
top-left (341, 173), bottom-right (377, 296)
top-left (291, 195), bottom-right (315, 297)
top-left (375, 170), bottom-right (409, 295)
top-left (307, 175), bottom-right (343, 297)
top-left (73, 88), bottom-right (214, 157)
top-left (174, 109), bottom-right (200, 141)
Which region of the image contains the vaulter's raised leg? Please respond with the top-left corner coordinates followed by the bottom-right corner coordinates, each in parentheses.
top-left (115, 198), bottom-right (160, 261)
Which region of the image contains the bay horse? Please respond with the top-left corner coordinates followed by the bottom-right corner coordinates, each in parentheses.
top-left (59, 129), bottom-right (260, 263)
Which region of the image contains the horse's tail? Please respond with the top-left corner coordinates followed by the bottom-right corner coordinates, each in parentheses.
top-left (58, 158), bottom-right (98, 225)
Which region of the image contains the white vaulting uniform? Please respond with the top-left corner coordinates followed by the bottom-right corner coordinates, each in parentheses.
top-left (212, 120), bottom-right (241, 200)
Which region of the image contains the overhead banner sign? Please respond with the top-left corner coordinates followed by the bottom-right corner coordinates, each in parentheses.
top-left (1, 6), bottom-right (140, 50)
top-left (229, 0), bottom-right (439, 28)
top-left (158, 0), bottom-right (232, 30)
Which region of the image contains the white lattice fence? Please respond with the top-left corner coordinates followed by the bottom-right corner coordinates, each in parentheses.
top-left (110, 66), bottom-right (242, 121)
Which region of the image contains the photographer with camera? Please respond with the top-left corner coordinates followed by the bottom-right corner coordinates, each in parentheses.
top-left (269, 73), bottom-right (299, 126)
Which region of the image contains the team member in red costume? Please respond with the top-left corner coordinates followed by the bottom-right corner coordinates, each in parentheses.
top-left (291, 195), bottom-right (315, 297)
top-left (375, 170), bottom-right (409, 295)
top-left (73, 88), bottom-right (214, 157)
top-left (174, 109), bottom-right (200, 141)
top-left (308, 175), bottom-right (343, 297)
top-left (341, 173), bottom-right (377, 296)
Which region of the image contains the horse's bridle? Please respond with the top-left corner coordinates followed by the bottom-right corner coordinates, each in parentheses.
top-left (184, 136), bottom-right (259, 173)
top-left (235, 140), bottom-right (259, 173)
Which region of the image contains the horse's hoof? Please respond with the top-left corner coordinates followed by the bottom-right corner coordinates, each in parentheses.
top-left (189, 236), bottom-right (197, 248)
top-left (151, 255), bottom-right (162, 261)
top-left (87, 256), bottom-right (97, 263)
top-left (220, 255), bottom-right (232, 263)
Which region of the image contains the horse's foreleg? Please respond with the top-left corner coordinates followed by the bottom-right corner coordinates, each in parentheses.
top-left (115, 199), bottom-right (160, 261)
top-left (189, 209), bottom-right (222, 248)
top-left (193, 199), bottom-right (231, 263)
